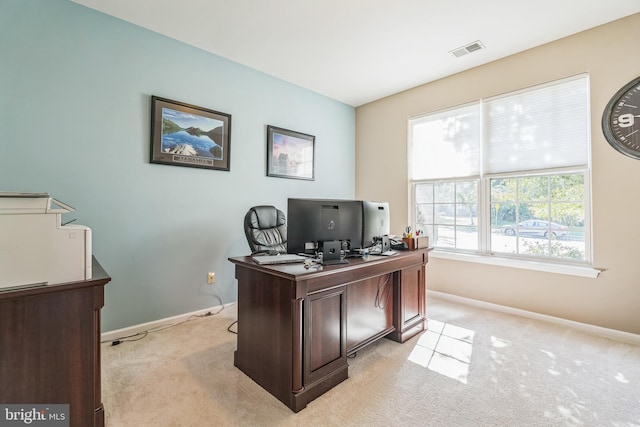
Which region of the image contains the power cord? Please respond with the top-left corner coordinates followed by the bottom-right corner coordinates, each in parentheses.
top-left (227, 320), bottom-right (238, 334)
top-left (374, 274), bottom-right (392, 309)
top-left (103, 290), bottom-right (229, 346)
top-left (106, 331), bottom-right (149, 346)
top-left (102, 313), bottom-right (208, 346)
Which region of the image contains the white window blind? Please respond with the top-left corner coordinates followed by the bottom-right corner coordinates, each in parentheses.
top-left (408, 74), bottom-right (592, 267)
top-left (409, 103), bottom-right (480, 180)
top-left (484, 75), bottom-right (589, 174)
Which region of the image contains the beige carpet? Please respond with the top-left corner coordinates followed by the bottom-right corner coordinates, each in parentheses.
top-left (102, 296), bottom-right (640, 426)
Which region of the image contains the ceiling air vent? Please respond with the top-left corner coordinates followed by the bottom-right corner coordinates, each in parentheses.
top-left (450, 40), bottom-right (485, 57)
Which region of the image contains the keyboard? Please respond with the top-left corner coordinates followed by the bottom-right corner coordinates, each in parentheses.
top-left (252, 254), bottom-right (306, 265)
top-left (380, 250), bottom-right (398, 256)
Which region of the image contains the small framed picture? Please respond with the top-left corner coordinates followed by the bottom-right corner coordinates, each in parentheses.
top-left (150, 96), bottom-right (231, 171)
top-left (266, 125), bottom-right (315, 180)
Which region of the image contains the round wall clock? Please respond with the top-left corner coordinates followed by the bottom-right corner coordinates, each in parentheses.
top-left (602, 76), bottom-right (640, 160)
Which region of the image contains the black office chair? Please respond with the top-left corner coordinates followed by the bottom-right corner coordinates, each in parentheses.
top-left (243, 205), bottom-right (287, 254)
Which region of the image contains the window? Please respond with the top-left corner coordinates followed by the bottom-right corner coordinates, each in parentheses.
top-left (409, 75), bottom-right (591, 265)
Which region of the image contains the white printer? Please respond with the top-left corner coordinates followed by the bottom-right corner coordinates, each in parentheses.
top-left (0, 192), bottom-right (92, 290)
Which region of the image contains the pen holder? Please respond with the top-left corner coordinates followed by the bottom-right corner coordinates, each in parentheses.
top-left (402, 237), bottom-right (416, 250)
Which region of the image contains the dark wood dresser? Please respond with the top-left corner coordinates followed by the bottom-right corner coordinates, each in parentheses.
top-left (0, 257), bottom-right (111, 427)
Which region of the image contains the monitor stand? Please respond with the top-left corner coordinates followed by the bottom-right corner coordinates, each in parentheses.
top-left (321, 240), bottom-right (348, 265)
top-left (381, 235), bottom-right (391, 253)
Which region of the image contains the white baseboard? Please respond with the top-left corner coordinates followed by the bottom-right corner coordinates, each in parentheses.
top-left (428, 290), bottom-right (640, 345)
top-left (103, 293), bottom-right (640, 346)
top-left (101, 303), bottom-right (234, 343)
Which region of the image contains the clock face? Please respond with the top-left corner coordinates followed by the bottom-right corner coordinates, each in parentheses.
top-left (602, 76), bottom-right (640, 160)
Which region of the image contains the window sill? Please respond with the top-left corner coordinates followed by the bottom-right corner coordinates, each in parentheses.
top-left (429, 250), bottom-right (601, 278)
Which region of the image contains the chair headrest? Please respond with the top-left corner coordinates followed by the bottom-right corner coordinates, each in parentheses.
top-left (248, 205), bottom-right (285, 230)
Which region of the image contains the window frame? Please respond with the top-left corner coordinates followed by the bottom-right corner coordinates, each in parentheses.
top-left (407, 75), bottom-right (598, 277)
top-left (485, 168), bottom-right (592, 261)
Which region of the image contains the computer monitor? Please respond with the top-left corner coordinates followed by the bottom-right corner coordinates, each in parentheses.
top-left (287, 198), bottom-right (363, 255)
top-left (362, 201), bottom-right (390, 248)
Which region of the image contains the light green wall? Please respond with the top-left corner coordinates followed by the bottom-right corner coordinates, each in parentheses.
top-left (0, 0), bottom-right (355, 331)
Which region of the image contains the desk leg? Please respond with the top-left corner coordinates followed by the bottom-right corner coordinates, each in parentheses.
top-left (389, 264), bottom-right (426, 343)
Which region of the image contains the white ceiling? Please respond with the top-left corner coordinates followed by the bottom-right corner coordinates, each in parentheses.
top-left (71, 0), bottom-right (640, 107)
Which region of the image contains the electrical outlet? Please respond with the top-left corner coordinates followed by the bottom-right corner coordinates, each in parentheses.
top-left (207, 272), bottom-right (216, 285)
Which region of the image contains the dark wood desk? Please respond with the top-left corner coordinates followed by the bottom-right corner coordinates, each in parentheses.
top-left (0, 257), bottom-right (111, 427)
top-left (229, 249), bottom-right (428, 412)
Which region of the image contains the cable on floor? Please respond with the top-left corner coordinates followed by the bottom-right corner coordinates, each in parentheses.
top-left (227, 320), bottom-right (238, 334)
top-left (102, 291), bottom-right (229, 346)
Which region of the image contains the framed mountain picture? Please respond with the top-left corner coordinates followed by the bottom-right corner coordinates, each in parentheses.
top-left (150, 96), bottom-right (231, 171)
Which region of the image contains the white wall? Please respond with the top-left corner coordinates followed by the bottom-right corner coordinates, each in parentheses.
top-left (356, 14), bottom-right (640, 334)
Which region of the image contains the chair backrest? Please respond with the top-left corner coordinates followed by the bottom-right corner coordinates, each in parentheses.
top-left (244, 205), bottom-right (287, 254)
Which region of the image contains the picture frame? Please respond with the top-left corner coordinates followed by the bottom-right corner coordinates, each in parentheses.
top-left (266, 125), bottom-right (315, 180)
top-left (150, 96), bottom-right (231, 171)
